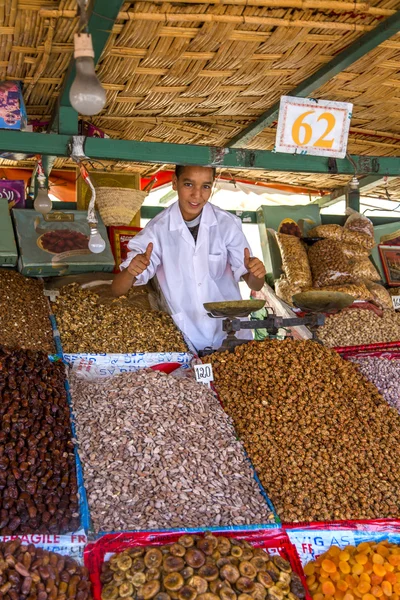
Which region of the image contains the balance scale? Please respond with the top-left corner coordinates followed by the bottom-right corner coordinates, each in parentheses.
top-left (199, 291), bottom-right (354, 356)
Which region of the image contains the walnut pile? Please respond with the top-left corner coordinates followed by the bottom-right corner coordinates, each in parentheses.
top-left (318, 309), bottom-right (400, 348)
top-left (0, 270), bottom-right (54, 353)
top-left (52, 283), bottom-right (187, 354)
top-left (204, 340), bottom-right (400, 522)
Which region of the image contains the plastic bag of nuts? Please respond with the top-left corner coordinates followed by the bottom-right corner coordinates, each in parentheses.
top-left (343, 211), bottom-right (375, 250)
top-left (274, 277), bottom-right (301, 306)
top-left (307, 224), bottom-right (343, 241)
top-left (364, 281), bottom-right (393, 309)
top-left (349, 256), bottom-right (380, 281)
top-left (308, 239), bottom-right (354, 288)
top-left (84, 529), bottom-right (307, 600)
top-left (276, 234), bottom-right (312, 289)
top-left (341, 242), bottom-right (370, 259)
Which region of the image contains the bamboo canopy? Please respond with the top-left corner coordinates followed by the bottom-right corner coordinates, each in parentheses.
top-left (0, 0), bottom-right (399, 191)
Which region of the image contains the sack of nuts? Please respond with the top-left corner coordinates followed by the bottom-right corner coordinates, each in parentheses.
top-left (274, 276), bottom-right (301, 306)
top-left (276, 233), bottom-right (312, 289)
top-left (343, 210), bottom-right (375, 250)
top-left (365, 280), bottom-right (393, 309)
top-left (308, 239), bottom-right (354, 288)
top-left (308, 224), bottom-right (343, 241)
top-left (349, 256), bottom-right (380, 281)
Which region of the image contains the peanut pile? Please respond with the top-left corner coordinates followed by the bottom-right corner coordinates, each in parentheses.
top-left (101, 533), bottom-right (305, 600)
top-left (52, 284), bottom-right (187, 354)
top-left (317, 309), bottom-right (400, 348)
top-left (304, 540), bottom-right (400, 600)
top-left (204, 340), bottom-right (400, 522)
top-left (70, 370), bottom-right (275, 532)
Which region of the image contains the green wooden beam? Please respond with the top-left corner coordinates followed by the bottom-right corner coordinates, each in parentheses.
top-left (226, 10), bottom-right (400, 148)
top-left (51, 0), bottom-right (126, 134)
top-left (0, 131), bottom-right (400, 175)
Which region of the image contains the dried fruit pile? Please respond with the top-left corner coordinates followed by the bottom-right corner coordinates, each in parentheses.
top-left (53, 284), bottom-right (187, 353)
top-left (70, 370), bottom-right (275, 532)
top-left (0, 345), bottom-right (79, 534)
top-left (0, 270), bottom-right (54, 352)
top-left (317, 309), bottom-right (400, 348)
top-left (100, 533), bottom-right (305, 600)
top-left (204, 340), bottom-right (400, 522)
top-left (0, 539), bottom-right (91, 600)
top-left (304, 540), bottom-right (400, 600)
top-left (350, 356), bottom-right (400, 412)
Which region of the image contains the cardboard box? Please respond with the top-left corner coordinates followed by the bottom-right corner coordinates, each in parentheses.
top-left (13, 209), bottom-right (115, 277)
top-left (0, 199), bottom-right (18, 266)
top-left (108, 225), bottom-right (142, 272)
top-left (0, 179), bottom-right (26, 208)
top-left (0, 81), bottom-right (27, 130)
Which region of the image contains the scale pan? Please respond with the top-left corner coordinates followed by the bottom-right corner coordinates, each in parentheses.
top-left (203, 299), bottom-right (266, 318)
top-left (292, 290), bottom-right (354, 313)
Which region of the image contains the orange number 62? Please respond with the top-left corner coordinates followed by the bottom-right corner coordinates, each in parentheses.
top-left (291, 111), bottom-right (336, 149)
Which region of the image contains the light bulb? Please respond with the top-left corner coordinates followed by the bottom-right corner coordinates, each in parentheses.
top-left (88, 228), bottom-right (106, 254)
top-left (34, 188), bottom-right (52, 215)
top-left (69, 34), bottom-right (106, 116)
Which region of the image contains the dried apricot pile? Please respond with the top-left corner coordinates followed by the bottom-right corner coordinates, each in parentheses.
top-left (304, 541), bottom-right (400, 600)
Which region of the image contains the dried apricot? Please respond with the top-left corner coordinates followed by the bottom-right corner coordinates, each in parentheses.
top-left (394, 583), bottom-right (400, 594)
top-left (384, 572), bottom-right (397, 585)
top-left (381, 581), bottom-right (392, 597)
top-left (313, 594), bottom-right (324, 600)
top-left (340, 562), bottom-right (351, 575)
top-left (364, 562), bottom-right (373, 574)
top-left (328, 547), bottom-right (341, 558)
top-left (362, 594), bottom-right (375, 600)
top-left (373, 565), bottom-right (386, 578)
top-left (372, 555), bottom-right (384, 566)
top-left (305, 563), bottom-right (315, 576)
top-left (358, 544), bottom-right (371, 554)
top-left (337, 580), bottom-right (349, 592)
top-left (388, 555), bottom-right (400, 567)
top-left (343, 594), bottom-right (355, 600)
top-left (360, 574), bottom-right (371, 584)
top-left (383, 563), bottom-right (394, 573)
top-left (346, 576), bottom-right (359, 590)
top-left (307, 576), bottom-right (316, 587)
top-left (340, 552), bottom-right (351, 562)
top-left (357, 582), bottom-right (371, 594)
top-left (377, 547), bottom-right (389, 559)
top-left (352, 564), bottom-right (364, 576)
top-left (322, 560), bottom-right (338, 574)
top-left (322, 581), bottom-right (336, 596)
top-left (356, 555), bottom-right (368, 566)
top-left (371, 586), bottom-right (383, 598)
top-left (370, 575), bottom-right (383, 586)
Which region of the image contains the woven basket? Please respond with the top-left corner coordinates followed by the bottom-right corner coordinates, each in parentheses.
top-left (95, 187), bottom-right (147, 226)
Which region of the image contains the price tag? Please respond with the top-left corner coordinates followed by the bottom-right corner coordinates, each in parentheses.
top-left (44, 289), bottom-right (60, 302)
top-left (275, 96), bottom-right (353, 158)
top-left (194, 363), bottom-right (214, 387)
top-left (392, 296), bottom-right (400, 310)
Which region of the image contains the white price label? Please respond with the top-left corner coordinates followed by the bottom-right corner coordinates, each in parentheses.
top-left (392, 296), bottom-right (400, 310)
top-left (44, 289), bottom-right (60, 302)
top-left (194, 363), bottom-right (214, 387)
top-left (275, 96), bottom-right (353, 158)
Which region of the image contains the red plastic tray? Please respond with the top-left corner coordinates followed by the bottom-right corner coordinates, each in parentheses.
top-left (84, 528), bottom-right (310, 600)
top-left (333, 340), bottom-right (400, 359)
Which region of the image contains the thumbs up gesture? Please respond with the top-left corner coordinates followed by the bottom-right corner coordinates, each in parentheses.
top-left (127, 243), bottom-right (153, 277)
top-left (244, 247), bottom-right (266, 279)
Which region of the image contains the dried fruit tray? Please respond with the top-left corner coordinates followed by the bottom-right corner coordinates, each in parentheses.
top-left (84, 528), bottom-right (309, 600)
top-left (49, 310), bottom-right (195, 376)
top-left (333, 341), bottom-right (400, 360)
top-left (284, 519), bottom-right (400, 566)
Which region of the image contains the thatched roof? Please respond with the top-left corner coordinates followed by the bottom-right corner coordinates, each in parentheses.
top-left (0, 0), bottom-right (399, 192)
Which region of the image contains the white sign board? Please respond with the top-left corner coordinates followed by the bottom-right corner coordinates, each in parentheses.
top-left (275, 96), bottom-right (353, 158)
top-left (194, 363), bottom-right (214, 387)
top-left (392, 295), bottom-right (400, 310)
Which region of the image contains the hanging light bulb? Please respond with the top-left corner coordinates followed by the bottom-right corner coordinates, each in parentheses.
top-left (88, 226), bottom-right (106, 254)
top-left (69, 33), bottom-right (106, 116)
top-left (34, 172), bottom-right (52, 215)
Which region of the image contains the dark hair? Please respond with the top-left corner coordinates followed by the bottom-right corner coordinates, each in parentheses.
top-left (175, 165), bottom-right (216, 180)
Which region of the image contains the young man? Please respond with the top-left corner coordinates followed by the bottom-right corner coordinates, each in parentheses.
top-left (112, 165), bottom-right (266, 351)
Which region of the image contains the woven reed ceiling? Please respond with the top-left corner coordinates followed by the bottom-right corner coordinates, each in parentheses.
top-left (0, 0), bottom-right (399, 192)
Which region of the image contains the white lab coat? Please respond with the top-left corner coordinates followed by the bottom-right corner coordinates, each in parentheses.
top-left (120, 201), bottom-right (253, 351)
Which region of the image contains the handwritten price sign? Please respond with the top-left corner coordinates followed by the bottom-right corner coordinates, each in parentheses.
top-left (275, 97), bottom-right (353, 159)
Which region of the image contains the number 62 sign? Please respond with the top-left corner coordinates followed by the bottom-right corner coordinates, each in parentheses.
top-left (275, 96), bottom-right (353, 159)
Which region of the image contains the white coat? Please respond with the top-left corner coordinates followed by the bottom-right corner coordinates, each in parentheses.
top-left (120, 201), bottom-right (253, 351)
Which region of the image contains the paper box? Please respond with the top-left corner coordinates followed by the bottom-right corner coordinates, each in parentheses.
top-left (0, 199), bottom-right (18, 266)
top-left (13, 209), bottom-right (115, 277)
top-left (0, 81), bottom-right (27, 130)
top-left (108, 225), bottom-right (142, 272)
top-left (0, 179), bottom-right (26, 208)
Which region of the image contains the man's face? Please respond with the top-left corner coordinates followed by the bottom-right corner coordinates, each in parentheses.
top-left (172, 166), bottom-right (214, 221)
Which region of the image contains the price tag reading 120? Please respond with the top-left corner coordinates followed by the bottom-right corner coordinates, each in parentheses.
top-left (275, 96), bottom-right (353, 159)
top-left (194, 363), bottom-right (214, 387)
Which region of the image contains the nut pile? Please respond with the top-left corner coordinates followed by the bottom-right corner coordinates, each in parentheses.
top-left (100, 533), bottom-right (305, 600)
top-left (0, 539), bottom-right (91, 600)
top-left (317, 309), bottom-right (400, 348)
top-left (70, 370), bottom-right (275, 532)
top-left (0, 270), bottom-right (54, 352)
top-left (0, 345), bottom-right (79, 534)
top-left (350, 356), bottom-right (400, 412)
top-left (53, 284), bottom-right (187, 353)
top-left (304, 540), bottom-right (400, 600)
top-left (204, 340), bottom-right (400, 522)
